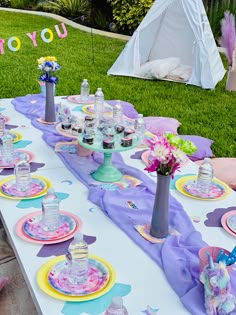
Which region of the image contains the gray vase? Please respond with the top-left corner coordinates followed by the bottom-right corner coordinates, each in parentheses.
top-left (45, 81), bottom-right (56, 122)
top-left (150, 174), bottom-right (170, 238)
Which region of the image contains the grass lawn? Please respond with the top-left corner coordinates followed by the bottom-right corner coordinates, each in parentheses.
top-left (0, 10), bottom-right (235, 158)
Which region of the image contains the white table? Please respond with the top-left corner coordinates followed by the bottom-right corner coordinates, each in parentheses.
top-left (0, 96), bottom-right (235, 315)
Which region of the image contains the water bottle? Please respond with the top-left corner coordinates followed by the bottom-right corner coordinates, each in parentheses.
top-left (95, 87), bottom-right (104, 122)
top-left (1, 130), bottom-right (14, 165)
top-left (113, 100), bottom-right (123, 125)
top-left (80, 79), bottom-right (90, 102)
top-left (134, 114), bottom-right (146, 143)
top-left (0, 113), bottom-right (5, 137)
top-left (14, 155), bottom-right (31, 192)
top-left (65, 233), bottom-right (88, 285)
top-left (197, 158), bottom-right (214, 194)
top-left (41, 188), bottom-right (61, 231)
top-left (104, 296), bottom-right (128, 315)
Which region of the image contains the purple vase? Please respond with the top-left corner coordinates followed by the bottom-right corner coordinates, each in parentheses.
top-left (45, 81), bottom-right (56, 122)
top-left (150, 174), bottom-right (170, 238)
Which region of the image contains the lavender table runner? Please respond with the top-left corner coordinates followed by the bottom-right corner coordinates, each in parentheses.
top-left (12, 95), bottom-right (236, 315)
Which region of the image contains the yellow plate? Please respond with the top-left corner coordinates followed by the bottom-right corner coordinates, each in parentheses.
top-left (82, 104), bottom-right (113, 115)
top-left (36, 254), bottom-right (116, 302)
top-left (175, 175), bottom-right (231, 201)
top-left (10, 131), bottom-right (23, 143)
top-left (0, 175), bottom-right (52, 200)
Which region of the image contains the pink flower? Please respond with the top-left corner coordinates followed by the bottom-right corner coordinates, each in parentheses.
top-left (144, 135), bottom-right (185, 177)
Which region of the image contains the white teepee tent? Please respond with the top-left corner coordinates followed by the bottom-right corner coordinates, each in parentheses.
top-left (107, 0), bottom-right (225, 89)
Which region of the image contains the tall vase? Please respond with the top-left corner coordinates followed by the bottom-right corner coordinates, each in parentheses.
top-left (150, 173), bottom-right (170, 239)
top-left (226, 66), bottom-right (236, 91)
top-left (45, 81), bottom-right (56, 122)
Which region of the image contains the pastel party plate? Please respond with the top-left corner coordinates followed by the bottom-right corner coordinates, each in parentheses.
top-left (0, 149), bottom-right (34, 169)
top-left (221, 210), bottom-right (236, 237)
top-left (48, 257), bottom-right (110, 296)
top-left (82, 104), bottom-right (113, 116)
top-left (23, 213), bottom-right (77, 241)
top-left (175, 175), bottom-right (230, 200)
top-left (68, 95), bottom-right (95, 105)
top-left (4, 116), bottom-right (10, 123)
top-left (227, 214), bottom-right (236, 233)
top-left (0, 175), bottom-right (52, 200)
top-left (16, 211), bottom-right (82, 244)
top-left (37, 254), bottom-right (116, 301)
top-left (10, 131), bottom-right (22, 143)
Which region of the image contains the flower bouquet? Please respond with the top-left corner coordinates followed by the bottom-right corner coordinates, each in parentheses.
top-left (218, 11), bottom-right (236, 91)
top-left (38, 56), bottom-right (61, 84)
top-left (144, 133), bottom-right (197, 239)
top-left (37, 56), bottom-right (61, 122)
top-left (144, 133), bottom-right (197, 177)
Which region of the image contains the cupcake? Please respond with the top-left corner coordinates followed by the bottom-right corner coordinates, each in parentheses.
top-left (121, 136), bottom-right (132, 147)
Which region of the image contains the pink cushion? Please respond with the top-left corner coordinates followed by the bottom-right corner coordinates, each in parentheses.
top-left (0, 277), bottom-right (8, 291)
top-left (144, 117), bottom-right (181, 135)
top-left (195, 158), bottom-right (236, 190)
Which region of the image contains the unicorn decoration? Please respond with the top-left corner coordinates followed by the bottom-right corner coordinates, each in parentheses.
top-left (200, 252), bottom-right (236, 315)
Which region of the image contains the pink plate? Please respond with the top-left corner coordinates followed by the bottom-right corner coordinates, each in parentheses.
top-left (55, 123), bottom-right (77, 139)
top-left (23, 213), bottom-right (77, 241)
top-left (68, 95), bottom-right (95, 105)
top-left (141, 150), bottom-right (151, 165)
top-left (4, 116), bottom-right (10, 123)
top-left (37, 118), bottom-right (57, 125)
top-left (0, 149), bottom-right (34, 169)
top-left (15, 211), bottom-right (83, 244)
top-left (221, 210), bottom-right (236, 238)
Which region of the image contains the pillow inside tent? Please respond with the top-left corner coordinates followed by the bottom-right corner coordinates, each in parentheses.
top-left (136, 57), bottom-right (180, 79)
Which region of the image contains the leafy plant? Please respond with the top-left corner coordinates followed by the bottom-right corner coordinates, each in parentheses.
top-left (90, 9), bottom-right (109, 30)
top-left (10, 0), bottom-right (36, 9)
top-left (203, 0), bottom-right (236, 39)
top-left (108, 0), bottom-right (154, 35)
top-left (0, 0), bottom-right (10, 7)
top-left (44, 0), bottom-right (90, 19)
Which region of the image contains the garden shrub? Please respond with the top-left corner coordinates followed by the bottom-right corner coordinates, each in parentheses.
top-left (42, 0), bottom-right (91, 19)
top-left (0, 0), bottom-right (10, 7)
top-left (10, 0), bottom-right (36, 9)
top-left (108, 0), bottom-right (154, 35)
top-left (90, 0), bottom-right (113, 30)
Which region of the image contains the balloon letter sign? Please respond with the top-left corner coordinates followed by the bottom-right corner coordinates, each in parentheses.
top-left (0, 23), bottom-right (68, 55)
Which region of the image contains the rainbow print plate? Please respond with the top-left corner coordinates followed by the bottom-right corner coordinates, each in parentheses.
top-left (227, 213), bottom-right (236, 234)
top-left (175, 175), bottom-right (230, 200)
top-left (48, 258), bottom-right (110, 296)
top-left (82, 104), bottom-right (113, 115)
top-left (23, 213), bottom-right (77, 241)
top-left (16, 211), bottom-right (82, 245)
top-left (0, 149), bottom-right (34, 169)
top-left (183, 179), bottom-right (226, 199)
top-left (37, 254), bottom-right (116, 301)
top-left (67, 95), bottom-right (95, 105)
top-left (221, 210), bottom-right (236, 238)
top-left (10, 131), bottom-right (23, 143)
top-left (0, 175), bottom-right (51, 200)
